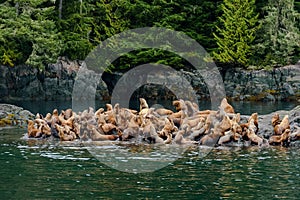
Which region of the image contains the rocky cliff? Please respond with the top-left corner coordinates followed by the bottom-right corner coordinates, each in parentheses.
top-left (0, 58), bottom-right (299, 102)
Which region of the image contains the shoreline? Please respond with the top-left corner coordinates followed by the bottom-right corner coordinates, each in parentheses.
top-left (0, 58), bottom-right (299, 102)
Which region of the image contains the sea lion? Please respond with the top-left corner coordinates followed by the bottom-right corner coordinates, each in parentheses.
top-left (220, 98), bottom-right (235, 114)
top-left (269, 129), bottom-right (290, 146)
top-left (51, 109), bottom-right (60, 125)
top-left (155, 108), bottom-right (173, 116)
top-left (158, 118), bottom-right (177, 140)
top-left (44, 113), bottom-right (52, 125)
top-left (90, 127), bottom-right (118, 141)
top-left (99, 123), bottom-right (117, 134)
top-left (246, 119), bottom-right (264, 146)
top-left (184, 100), bottom-right (198, 116)
top-left (240, 113), bottom-right (259, 133)
top-left (174, 125), bottom-right (195, 144)
top-left (35, 113), bottom-right (43, 120)
top-left (164, 132), bottom-right (173, 144)
top-left (218, 129), bottom-right (242, 145)
top-left (219, 115), bottom-right (232, 133)
top-left (95, 108), bottom-right (104, 118)
top-left (274, 115), bottom-right (290, 135)
top-left (182, 116), bottom-right (204, 130)
top-left (64, 109), bottom-right (73, 120)
top-left (139, 98), bottom-right (149, 110)
top-left (189, 126), bottom-right (206, 141)
top-left (106, 104), bottom-right (113, 112)
top-left (172, 100), bottom-right (184, 111)
top-left (55, 124), bottom-right (75, 141)
top-left (199, 122), bottom-right (223, 146)
top-left (271, 113), bottom-right (280, 127)
top-left (40, 123), bottom-right (51, 136)
top-left (246, 129), bottom-right (263, 146)
top-left (218, 130), bottom-right (233, 145)
top-left (105, 111), bottom-right (117, 125)
top-left (27, 120), bottom-right (42, 138)
top-left (149, 124), bottom-right (164, 144)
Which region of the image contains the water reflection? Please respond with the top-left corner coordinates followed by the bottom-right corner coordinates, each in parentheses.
top-left (1, 99), bottom-right (298, 115)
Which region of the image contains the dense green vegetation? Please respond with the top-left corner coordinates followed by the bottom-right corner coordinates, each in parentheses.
top-left (0, 0), bottom-right (299, 70)
top-left (213, 0), bottom-right (259, 66)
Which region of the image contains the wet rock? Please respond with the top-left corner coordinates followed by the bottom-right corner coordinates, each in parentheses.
top-left (0, 84), bottom-right (8, 97)
top-left (256, 105), bottom-right (300, 138)
top-left (0, 111), bottom-right (7, 119)
top-left (0, 104), bottom-right (34, 128)
top-left (262, 93), bottom-right (276, 102)
top-left (289, 141), bottom-right (300, 147)
top-left (282, 82), bottom-right (295, 96)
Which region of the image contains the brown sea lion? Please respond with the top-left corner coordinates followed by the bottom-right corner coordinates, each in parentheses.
top-left (155, 108), bottom-right (173, 116)
top-left (199, 122), bottom-right (223, 146)
top-left (90, 127), bottom-right (118, 141)
top-left (55, 124), bottom-right (74, 141)
top-left (271, 113), bottom-right (281, 127)
top-left (274, 115), bottom-right (290, 135)
top-left (220, 98), bottom-right (235, 114)
top-left (27, 120), bottom-right (42, 138)
top-left (269, 129), bottom-right (290, 146)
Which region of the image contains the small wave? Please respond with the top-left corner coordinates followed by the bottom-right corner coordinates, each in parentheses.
top-left (40, 152), bottom-right (90, 161)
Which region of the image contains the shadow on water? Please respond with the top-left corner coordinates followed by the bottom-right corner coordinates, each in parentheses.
top-left (1, 128), bottom-right (300, 199)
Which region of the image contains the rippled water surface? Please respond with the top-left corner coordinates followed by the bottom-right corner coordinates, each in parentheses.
top-left (1, 127), bottom-right (300, 199)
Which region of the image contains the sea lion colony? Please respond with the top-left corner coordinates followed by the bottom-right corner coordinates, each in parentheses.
top-left (26, 98), bottom-right (300, 147)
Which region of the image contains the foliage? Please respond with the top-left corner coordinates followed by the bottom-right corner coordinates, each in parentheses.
top-left (109, 0), bottom-right (222, 71)
top-left (254, 0), bottom-right (300, 67)
top-left (0, 0), bottom-right (299, 70)
top-left (0, 0), bottom-right (61, 69)
top-left (213, 0), bottom-right (260, 67)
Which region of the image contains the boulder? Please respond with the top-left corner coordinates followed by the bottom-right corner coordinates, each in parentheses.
top-left (0, 104), bottom-right (34, 128)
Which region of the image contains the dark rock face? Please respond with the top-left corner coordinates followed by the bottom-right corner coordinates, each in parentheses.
top-left (223, 65), bottom-right (300, 101)
top-left (0, 58), bottom-right (109, 101)
top-left (0, 58), bottom-right (299, 102)
top-left (129, 65), bottom-right (299, 102)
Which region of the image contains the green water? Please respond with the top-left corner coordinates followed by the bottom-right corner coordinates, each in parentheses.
top-left (1, 99), bottom-right (298, 116)
top-left (1, 127), bottom-right (300, 199)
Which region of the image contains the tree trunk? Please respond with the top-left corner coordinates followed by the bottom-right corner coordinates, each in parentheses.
top-left (59, 0), bottom-right (63, 19)
top-left (15, 2), bottom-right (19, 16)
top-left (80, 0), bottom-right (83, 15)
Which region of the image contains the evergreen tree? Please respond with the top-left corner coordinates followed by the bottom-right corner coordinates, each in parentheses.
top-left (56, 0), bottom-right (94, 60)
top-left (0, 0), bottom-right (61, 69)
top-left (112, 0), bottom-right (223, 71)
top-left (255, 0), bottom-right (300, 66)
top-left (213, 0), bottom-right (260, 67)
top-left (57, 0), bottom-right (127, 60)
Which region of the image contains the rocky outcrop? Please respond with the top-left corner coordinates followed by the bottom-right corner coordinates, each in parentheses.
top-left (0, 58), bottom-right (299, 102)
top-left (240, 105), bottom-right (300, 138)
top-left (99, 65), bottom-right (300, 102)
top-left (256, 105), bottom-right (300, 147)
top-left (0, 57), bottom-right (109, 101)
top-left (223, 65), bottom-right (300, 101)
top-left (0, 104), bottom-right (34, 128)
